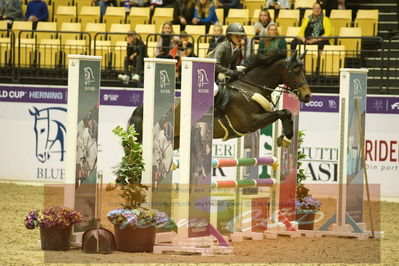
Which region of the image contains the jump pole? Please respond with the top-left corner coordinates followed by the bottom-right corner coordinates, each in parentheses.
top-left (64, 55), bottom-right (102, 244)
top-left (141, 58), bottom-right (177, 243)
top-left (316, 68), bottom-right (382, 239)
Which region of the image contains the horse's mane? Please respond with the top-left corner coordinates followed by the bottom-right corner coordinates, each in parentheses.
top-left (243, 49), bottom-right (287, 72)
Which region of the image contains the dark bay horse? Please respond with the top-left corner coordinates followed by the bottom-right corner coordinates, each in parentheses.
top-left (128, 50), bottom-right (312, 149)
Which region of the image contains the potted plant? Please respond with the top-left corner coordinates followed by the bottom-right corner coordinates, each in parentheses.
top-left (106, 125), bottom-right (170, 252)
top-left (296, 131), bottom-right (321, 230)
top-left (24, 206), bottom-right (83, 251)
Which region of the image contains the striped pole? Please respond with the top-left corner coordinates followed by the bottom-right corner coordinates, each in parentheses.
top-left (173, 156), bottom-right (279, 170)
top-left (211, 178), bottom-right (276, 189)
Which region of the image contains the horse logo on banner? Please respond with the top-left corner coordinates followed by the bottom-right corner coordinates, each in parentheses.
top-left (29, 106), bottom-right (67, 163)
top-left (197, 69), bottom-right (209, 88)
top-left (160, 70), bottom-right (171, 88)
top-left (84, 67), bottom-right (95, 85)
top-left (353, 79), bottom-right (363, 95)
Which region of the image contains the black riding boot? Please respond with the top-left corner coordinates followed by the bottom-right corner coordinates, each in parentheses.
top-left (214, 82), bottom-right (229, 117)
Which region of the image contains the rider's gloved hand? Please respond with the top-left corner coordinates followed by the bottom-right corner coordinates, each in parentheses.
top-left (231, 69), bottom-right (241, 78)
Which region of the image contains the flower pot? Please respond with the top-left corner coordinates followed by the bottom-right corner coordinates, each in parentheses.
top-left (296, 211), bottom-right (316, 230)
top-left (40, 226), bottom-right (72, 251)
top-left (113, 224), bottom-right (156, 252)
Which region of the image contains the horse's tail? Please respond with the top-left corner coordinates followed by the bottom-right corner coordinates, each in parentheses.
top-left (127, 105), bottom-right (143, 144)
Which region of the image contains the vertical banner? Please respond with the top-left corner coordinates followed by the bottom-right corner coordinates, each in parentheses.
top-left (179, 58), bottom-right (216, 238)
top-left (65, 55), bottom-right (102, 232)
top-left (142, 58), bottom-right (176, 222)
top-left (274, 93), bottom-right (300, 221)
top-left (339, 69), bottom-right (367, 225)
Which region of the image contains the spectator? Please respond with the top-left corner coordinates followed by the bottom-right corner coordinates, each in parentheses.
top-left (291, 2), bottom-right (332, 50)
top-left (215, 0), bottom-right (240, 18)
top-left (93, 0), bottom-right (118, 16)
top-left (207, 22), bottom-right (225, 54)
top-left (265, 0), bottom-right (289, 17)
top-left (253, 8), bottom-right (273, 38)
top-left (173, 0), bottom-right (196, 31)
top-left (178, 30), bottom-right (195, 57)
top-left (155, 21), bottom-right (180, 58)
top-left (192, 0), bottom-right (218, 33)
top-left (118, 30), bottom-right (147, 84)
top-left (25, 0), bottom-right (49, 29)
top-left (257, 23), bottom-right (287, 55)
top-left (0, 0), bottom-right (25, 21)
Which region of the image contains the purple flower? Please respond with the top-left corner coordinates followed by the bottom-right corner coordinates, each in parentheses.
top-left (24, 207), bottom-right (83, 229)
top-left (107, 208), bottom-right (169, 229)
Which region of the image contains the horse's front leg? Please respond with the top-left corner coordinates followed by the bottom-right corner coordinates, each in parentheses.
top-left (253, 109), bottom-right (293, 148)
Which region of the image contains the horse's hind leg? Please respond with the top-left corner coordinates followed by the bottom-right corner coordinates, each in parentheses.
top-left (276, 109), bottom-right (293, 147)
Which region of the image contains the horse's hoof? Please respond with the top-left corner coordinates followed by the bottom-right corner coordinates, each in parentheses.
top-left (277, 135), bottom-right (284, 147)
top-left (282, 137), bottom-right (292, 148)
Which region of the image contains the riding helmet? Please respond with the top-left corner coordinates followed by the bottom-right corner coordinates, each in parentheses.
top-left (226, 23), bottom-right (246, 36)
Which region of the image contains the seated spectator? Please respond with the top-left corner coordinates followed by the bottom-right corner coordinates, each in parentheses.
top-left (173, 0), bottom-right (195, 31)
top-left (93, 0), bottom-right (118, 16)
top-left (291, 2), bottom-right (332, 50)
top-left (118, 30), bottom-right (147, 84)
top-left (207, 22), bottom-right (225, 54)
top-left (253, 8), bottom-right (273, 39)
top-left (25, 0), bottom-right (49, 29)
top-left (192, 0), bottom-right (218, 33)
top-left (178, 30), bottom-right (195, 57)
top-left (155, 21), bottom-right (180, 58)
top-left (215, 0), bottom-right (240, 18)
top-left (257, 23), bottom-right (286, 55)
top-left (265, 0), bottom-right (289, 17)
top-left (0, 0), bottom-right (25, 21)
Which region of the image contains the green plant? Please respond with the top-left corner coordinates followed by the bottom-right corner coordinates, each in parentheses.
top-left (296, 130), bottom-right (321, 211)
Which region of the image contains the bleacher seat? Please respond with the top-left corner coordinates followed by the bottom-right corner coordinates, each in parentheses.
top-left (215, 8), bottom-right (224, 25)
top-left (113, 40), bottom-right (127, 71)
top-left (108, 24), bottom-right (131, 46)
top-left (79, 6), bottom-right (101, 31)
top-left (294, 0), bottom-right (314, 9)
top-left (320, 45), bottom-right (346, 76)
top-left (135, 24), bottom-right (156, 42)
top-left (16, 38), bottom-right (36, 67)
top-left (12, 21), bottom-right (33, 39)
top-left (54, 6), bottom-right (77, 30)
top-left (151, 8), bottom-right (173, 34)
top-left (63, 39), bottom-right (87, 66)
top-left (198, 42), bottom-right (209, 58)
top-left (127, 7), bottom-right (151, 30)
top-left (85, 23), bottom-right (106, 43)
top-left (0, 37), bottom-right (11, 67)
top-left (103, 7), bottom-right (126, 32)
top-left (76, 0), bottom-right (94, 14)
top-left (330, 9), bottom-right (352, 36)
top-left (355, 9), bottom-right (379, 36)
top-left (59, 22), bottom-right (82, 44)
top-left (276, 9), bottom-right (300, 36)
top-left (298, 44), bottom-right (318, 74)
top-left (35, 22), bottom-right (57, 43)
top-left (38, 39), bottom-right (61, 68)
top-left (243, 0), bottom-right (264, 20)
top-left (91, 40), bottom-right (111, 69)
top-left (226, 9), bottom-right (249, 25)
top-left (338, 27), bottom-right (362, 57)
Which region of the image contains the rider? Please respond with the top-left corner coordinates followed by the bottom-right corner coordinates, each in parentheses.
top-left (208, 22), bottom-right (246, 116)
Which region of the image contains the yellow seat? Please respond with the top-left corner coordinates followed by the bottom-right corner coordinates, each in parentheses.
top-left (35, 22), bottom-right (57, 43)
top-left (127, 7), bottom-right (150, 30)
top-left (91, 40), bottom-right (111, 69)
top-left (151, 8), bottom-right (173, 34)
top-left (52, 0), bottom-right (72, 14)
top-left (243, 25), bottom-right (255, 39)
top-left (16, 38), bottom-right (36, 67)
top-left (243, 0), bottom-right (264, 20)
top-left (330, 9), bottom-right (352, 36)
top-left (294, 0), bottom-right (314, 9)
top-left (54, 6), bottom-right (77, 30)
top-left (108, 24), bottom-right (131, 46)
top-left (197, 42), bottom-right (209, 58)
top-left (215, 8), bottom-right (224, 25)
top-left (85, 23), bottom-right (106, 43)
top-left (285, 26), bottom-right (300, 51)
top-left (355, 9), bottom-right (378, 36)
top-left (76, 0), bottom-right (94, 14)
top-left (103, 7), bottom-right (126, 32)
top-left (298, 44), bottom-right (318, 74)
top-left (320, 45), bottom-right (346, 76)
top-left (0, 20), bottom-right (7, 31)
top-left (63, 39), bottom-right (87, 66)
top-left (38, 39), bottom-right (61, 68)
top-left (226, 8), bottom-right (249, 25)
top-left (338, 27), bottom-right (361, 57)
top-left (185, 25), bottom-right (206, 43)
top-left (79, 6), bottom-right (101, 31)
top-left (146, 41), bottom-right (158, 58)
top-left (250, 9), bottom-right (275, 25)
top-left (60, 22), bottom-right (82, 44)
top-left (12, 21), bottom-right (33, 39)
top-left (135, 24), bottom-right (156, 42)
top-left (47, 4), bottom-right (53, 22)
top-left (0, 37), bottom-right (11, 67)
top-left (113, 40), bottom-right (127, 70)
top-left (276, 9), bottom-right (300, 35)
